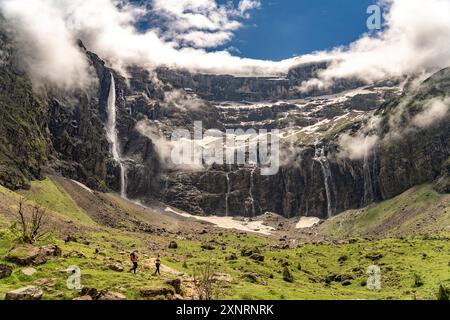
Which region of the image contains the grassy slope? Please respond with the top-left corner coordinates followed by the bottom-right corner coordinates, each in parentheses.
top-left (1, 180), bottom-right (450, 300)
top-left (320, 185), bottom-right (450, 239)
top-left (18, 178), bottom-right (95, 227)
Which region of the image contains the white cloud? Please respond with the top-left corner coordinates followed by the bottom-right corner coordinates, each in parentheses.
top-left (303, 0), bottom-right (450, 90)
top-left (412, 97), bottom-right (450, 128)
top-left (151, 0), bottom-right (260, 48)
top-left (1, 0), bottom-right (449, 90)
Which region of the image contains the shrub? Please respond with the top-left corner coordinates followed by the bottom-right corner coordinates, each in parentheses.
top-left (413, 274), bottom-right (424, 288)
top-left (437, 285), bottom-right (449, 300)
top-left (282, 267), bottom-right (294, 283)
top-left (10, 200), bottom-right (48, 244)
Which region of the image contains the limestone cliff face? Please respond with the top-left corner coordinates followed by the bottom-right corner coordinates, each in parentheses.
top-left (159, 69), bottom-right (450, 218)
top-left (0, 23), bottom-right (448, 219)
top-left (156, 62), bottom-right (365, 102)
top-left (0, 28), bottom-right (48, 190)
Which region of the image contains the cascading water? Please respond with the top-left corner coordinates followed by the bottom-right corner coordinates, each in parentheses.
top-left (314, 145), bottom-right (335, 218)
top-left (363, 136), bottom-right (374, 205)
top-left (225, 172), bottom-right (231, 216)
top-left (249, 167), bottom-right (257, 217)
top-left (106, 74), bottom-right (127, 198)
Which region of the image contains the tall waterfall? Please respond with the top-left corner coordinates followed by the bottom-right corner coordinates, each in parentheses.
top-left (363, 136), bottom-right (374, 205)
top-left (249, 167), bottom-right (257, 217)
top-left (225, 172), bottom-right (231, 216)
top-left (106, 74), bottom-right (127, 198)
top-left (314, 145), bottom-right (335, 218)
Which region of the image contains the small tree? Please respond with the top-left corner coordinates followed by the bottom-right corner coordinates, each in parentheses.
top-left (193, 258), bottom-right (222, 300)
top-left (10, 199), bottom-right (48, 244)
top-left (283, 266), bottom-right (294, 283)
top-left (437, 285), bottom-right (449, 300)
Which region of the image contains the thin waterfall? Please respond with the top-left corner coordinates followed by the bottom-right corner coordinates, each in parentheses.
top-left (363, 136), bottom-right (374, 205)
top-left (249, 167), bottom-right (257, 217)
top-left (106, 74), bottom-right (126, 198)
top-left (314, 145), bottom-right (335, 218)
top-left (225, 172), bottom-right (231, 216)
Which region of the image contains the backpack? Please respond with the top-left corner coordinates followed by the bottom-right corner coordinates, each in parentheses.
top-left (130, 252), bottom-right (136, 261)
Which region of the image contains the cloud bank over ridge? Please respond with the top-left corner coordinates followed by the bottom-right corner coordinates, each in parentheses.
top-left (0, 0), bottom-right (449, 90)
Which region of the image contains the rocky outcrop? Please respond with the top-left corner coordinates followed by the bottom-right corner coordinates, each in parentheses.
top-left (0, 264), bottom-right (13, 279)
top-left (5, 245), bottom-right (61, 266)
top-left (5, 286), bottom-right (43, 300)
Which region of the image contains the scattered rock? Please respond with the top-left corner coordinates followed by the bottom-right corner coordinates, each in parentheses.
top-left (168, 241), bottom-right (178, 249)
top-left (365, 253), bottom-right (383, 261)
top-left (140, 288), bottom-right (175, 298)
top-left (5, 245), bottom-right (40, 265)
top-left (201, 243), bottom-right (215, 251)
top-left (34, 278), bottom-right (56, 287)
top-left (325, 274), bottom-right (354, 284)
top-left (5, 245), bottom-right (62, 266)
top-left (5, 286), bottom-right (43, 300)
top-left (241, 247), bottom-right (261, 257)
top-left (64, 235), bottom-right (78, 243)
top-left (73, 296), bottom-right (93, 301)
top-left (64, 251), bottom-right (86, 259)
top-left (211, 273), bottom-right (233, 283)
top-left (97, 290), bottom-right (127, 301)
top-left (225, 253), bottom-right (238, 261)
top-left (165, 279), bottom-right (182, 294)
top-left (107, 263), bottom-right (124, 272)
top-left (81, 287), bottom-right (100, 299)
top-left (341, 280), bottom-right (352, 286)
top-left (249, 253), bottom-right (265, 262)
top-left (0, 264), bottom-right (13, 279)
top-left (242, 273), bottom-right (266, 285)
top-left (22, 267), bottom-right (37, 276)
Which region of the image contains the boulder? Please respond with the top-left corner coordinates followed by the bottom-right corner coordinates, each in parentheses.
top-left (107, 263), bottom-right (124, 272)
top-left (168, 241), bottom-right (178, 249)
top-left (21, 267), bottom-right (37, 276)
top-left (249, 253), bottom-right (265, 262)
top-left (97, 290), bottom-right (127, 301)
top-left (5, 245), bottom-right (41, 265)
top-left (241, 247), bottom-right (261, 257)
top-left (5, 244), bottom-right (61, 266)
top-left (365, 253), bottom-right (383, 261)
top-left (0, 264), bottom-right (13, 279)
top-left (64, 250), bottom-right (86, 259)
top-left (341, 280), bottom-right (352, 286)
top-left (201, 243), bottom-right (215, 251)
top-left (140, 288), bottom-right (175, 298)
top-left (242, 273), bottom-right (266, 285)
top-left (225, 253), bottom-right (238, 261)
top-left (73, 296), bottom-right (93, 301)
top-left (165, 279), bottom-right (182, 294)
top-left (81, 287), bottom-right (100, 300)
top-left (5, 286), bottom-right (43, 300)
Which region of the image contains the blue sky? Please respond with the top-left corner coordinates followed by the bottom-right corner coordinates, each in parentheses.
top-left (216, 0), bottom-right (378, 60)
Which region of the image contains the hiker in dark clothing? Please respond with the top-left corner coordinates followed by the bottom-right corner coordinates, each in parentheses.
top-left (130, 250), bottom-right (139, 274)
top-left (155, 255), bottom-right (161, 276)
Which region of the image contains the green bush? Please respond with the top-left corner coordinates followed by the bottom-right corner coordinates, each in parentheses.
top-left (282, 267), bottom-right (294, 283)
top-left (437, 285), bottom-right (449, 300)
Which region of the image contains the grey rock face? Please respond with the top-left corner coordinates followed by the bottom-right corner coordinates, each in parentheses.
top-left (5, 286), bottom-right (43, 300)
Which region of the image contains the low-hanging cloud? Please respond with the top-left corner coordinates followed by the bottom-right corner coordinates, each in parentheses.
top-left (338, 96), bottom-right (450, 160)
top-left (412, 97), bottom-right (450, 129)
top-left (0, 0), bottom-right (449, 90)
top-left (303, 0), bottom-right (450, 90)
